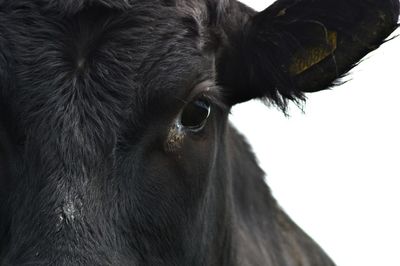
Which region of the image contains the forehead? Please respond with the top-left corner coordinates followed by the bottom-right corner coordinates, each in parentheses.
top-left (6, 2), bottom-right (213, 120)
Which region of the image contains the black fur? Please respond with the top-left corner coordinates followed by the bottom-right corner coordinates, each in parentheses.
top-left (37, 0), bottom-right (133, 14)
top-left (0, 0), bottom-right (398, 265)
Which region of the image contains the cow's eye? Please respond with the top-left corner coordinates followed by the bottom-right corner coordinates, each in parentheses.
top-left (180, 99), bottom-right (211, 131)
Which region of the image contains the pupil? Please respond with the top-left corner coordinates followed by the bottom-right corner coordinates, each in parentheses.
top-left (181, 100), bottom-right (210, 129)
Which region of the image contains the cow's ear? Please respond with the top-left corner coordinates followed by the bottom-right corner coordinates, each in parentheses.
top-left (217, 0), bottom-right (399, 108)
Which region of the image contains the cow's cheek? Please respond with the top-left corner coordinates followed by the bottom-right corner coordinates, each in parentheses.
top-left (161, 123), bottom-right (215, 187)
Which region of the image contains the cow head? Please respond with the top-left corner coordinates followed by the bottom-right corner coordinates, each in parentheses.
top-left (0, 0), bottom-right (398, 265)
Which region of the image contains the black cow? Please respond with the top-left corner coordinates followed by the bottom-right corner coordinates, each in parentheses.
top-left (0, 0), bottom-right (398, 265)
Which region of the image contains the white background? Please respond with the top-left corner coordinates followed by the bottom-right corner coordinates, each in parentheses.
top-left (232, 1), bottom-right (400, 266)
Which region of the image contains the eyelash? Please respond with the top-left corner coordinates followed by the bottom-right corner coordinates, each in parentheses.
top-left (195, 87), bottom-right (229, 113)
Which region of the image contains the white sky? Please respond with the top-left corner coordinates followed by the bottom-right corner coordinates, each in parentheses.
top-left (231, 1), bottom-right (400, 266)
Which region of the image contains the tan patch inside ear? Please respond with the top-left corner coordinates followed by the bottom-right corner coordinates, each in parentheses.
top-left (289, 31), bottom-right (337, 75)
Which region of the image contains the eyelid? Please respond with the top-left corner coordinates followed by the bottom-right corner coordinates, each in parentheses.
top-left (187, 81), bottom-right (229, 112)
top-left (186, 81), bottom-right (215, 101)
top-left (198, 90), bottom-right (229, 113)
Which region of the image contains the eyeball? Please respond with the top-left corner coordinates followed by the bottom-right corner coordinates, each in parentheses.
top-left (179, 99), bottom-right (211, 132)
